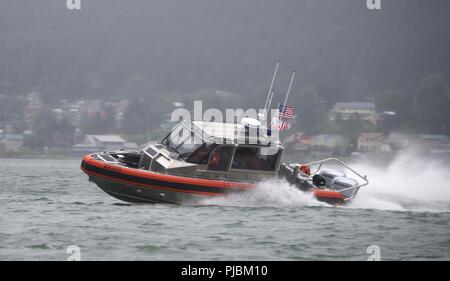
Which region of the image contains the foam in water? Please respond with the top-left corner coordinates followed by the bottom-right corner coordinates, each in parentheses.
top-left (201, 178), bottom-right (328, 207)
top-left (350, 149), bottom-right (450, 212)
top-left (202, 149), bottom-right (450, 212)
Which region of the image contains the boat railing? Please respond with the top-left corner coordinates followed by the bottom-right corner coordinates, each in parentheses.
top-left (293, 158), bottom-right (369, 193)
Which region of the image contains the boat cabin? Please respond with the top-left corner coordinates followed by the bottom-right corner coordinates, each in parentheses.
top-left (139, 120), bottom-right (283, 181)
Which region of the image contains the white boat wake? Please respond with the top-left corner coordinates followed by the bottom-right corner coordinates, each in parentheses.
top-left (201, 179), bottom-right (327, 208)
top-left (350, 150), bottom-right (450, 212)
top-left (202, 150), bottom-right (450, 213)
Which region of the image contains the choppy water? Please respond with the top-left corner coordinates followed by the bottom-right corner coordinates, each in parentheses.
top-left (1, 153), bottom-right (449, 260)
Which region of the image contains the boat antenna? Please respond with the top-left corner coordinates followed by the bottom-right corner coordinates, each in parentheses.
top-left (282, 71), bottom-right (296, 110)
top-left (262, 59), bottom-right (280, 119)
top-left (266, 90), bottom-right (275, 124)
top-left (267, 90), bottom-right (275, 112)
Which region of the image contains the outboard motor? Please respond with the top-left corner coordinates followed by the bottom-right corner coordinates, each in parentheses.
top-left (330, 177), bottom-right (359, 198)
top-left (312, 174), bottom-right (326, 187)
top-left (319, 169), bottom-right (346, 186)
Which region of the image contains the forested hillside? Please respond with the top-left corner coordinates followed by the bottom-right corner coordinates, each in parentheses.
top-left (1, 0), bottom-right (449, 134)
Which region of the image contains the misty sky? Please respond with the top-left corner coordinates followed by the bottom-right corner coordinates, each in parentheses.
top-left (0, 0), bottom-right (449, 106)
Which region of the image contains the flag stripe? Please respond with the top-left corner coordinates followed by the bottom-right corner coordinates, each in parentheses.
top-left (278, 105), bottom-right (295, 119)
top-left (270, 104), bottom-right (296, 131)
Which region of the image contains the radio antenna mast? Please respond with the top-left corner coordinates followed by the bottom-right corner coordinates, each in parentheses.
top-left (282, 71), bottom-right (296, 110)
top-left (262, 59), bottom-right (280, 119)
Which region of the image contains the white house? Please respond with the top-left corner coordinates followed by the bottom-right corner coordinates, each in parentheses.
top-left (0, 134), bottom-right (24, 152)
top-left (310, 134), bottom-right (349, 149)
top-left (357, 133), bottom-right (391, 152)
top-left (74, 135), bottom-right (127, 151)
top-left (386, 133), bottom-right (415, 151)
top-left (330, 102), bottom-right (377, 123)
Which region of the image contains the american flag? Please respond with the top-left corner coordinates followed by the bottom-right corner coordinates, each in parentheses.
top-left (278, 104), bottom-right (295, 119)
top-left (270, 104), bottom-right (296, 131)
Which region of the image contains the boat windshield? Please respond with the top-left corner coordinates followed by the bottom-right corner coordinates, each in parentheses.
top-left (163, 125), bottom-right (183, 152)
top-left (176, 134), bottom-right (203, 158)
top-left (163, 124), bottom-right (204, 158)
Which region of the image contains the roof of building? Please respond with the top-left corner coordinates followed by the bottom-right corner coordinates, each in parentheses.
top-left (87, 135), bottom-right (126, 143)
top-left (358, 133), bottom-right (385, 140)
top-left (312, 134), bottom-right (345, 139)
top-left (418, 134), bottom-right (449, 141)
top-left (334, 102), bottom-right (375, 111)
top-left (387, 132), bottom-right (415, 138)
top-left (2, 134), bottom-right (24, 141)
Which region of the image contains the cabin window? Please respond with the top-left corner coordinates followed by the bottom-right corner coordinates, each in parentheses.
top-left (187, 144), bottom-right (215, 164)
top-left (207, 146), bottom-right (234, 171)
top-left (231, 147), bottom-right (278, 171)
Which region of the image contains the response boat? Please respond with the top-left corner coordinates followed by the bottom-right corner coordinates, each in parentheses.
top-left (81, 60), bottom-right (368, 205)
top-left (81, 119), bottom-right (368, 205)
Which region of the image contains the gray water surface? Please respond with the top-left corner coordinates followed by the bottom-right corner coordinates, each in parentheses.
top-left (0, 158), bottom-right (449, 260)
